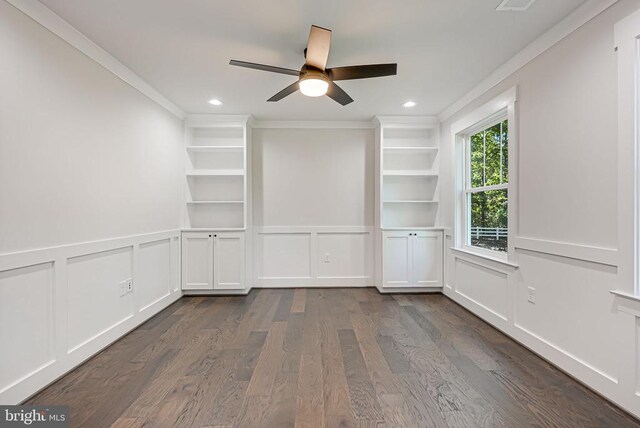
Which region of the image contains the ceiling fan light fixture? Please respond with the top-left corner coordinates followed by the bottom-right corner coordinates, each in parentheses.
top-left (299, 76), bottom-right (329, 97)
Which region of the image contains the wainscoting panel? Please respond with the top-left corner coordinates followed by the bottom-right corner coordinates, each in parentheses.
top-left (254, 227), bottom-right (373, 287)
top-left (0, 263), bottom-right (54, 398)
top-left (317, 232), bottom-right (371, 279)
top-left (454, 257), bottom-right (508, 321)
top-left (0, 230), bottom-right (182, 405)
top-left (257, 232), bottom-right (312, 280)
top-left (67, 247), bottom-right (134, 352)
top-left (138, 239), bottom-right (172, 311)
top-left (445, 238), bottom-right (628, 415)
top-left (514, 250), bottom-right (621, 384)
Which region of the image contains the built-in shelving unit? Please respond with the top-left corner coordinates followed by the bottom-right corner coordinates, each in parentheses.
top-left (183, 116), bottom-right (250, 230)
top-left (378, 120), bottom-right (439, 229)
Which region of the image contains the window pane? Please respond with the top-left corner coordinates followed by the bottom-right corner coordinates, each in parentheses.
top-left (501, 120), bottom-right (508, 183)
top-left (469, 189), bottom-right (508, 252)
top-left (468, 119), bottom-right (508, 188)
top-left (483, 123), bottom-right (502, 186)
top-left (469, 131), bottom-right (484, 187)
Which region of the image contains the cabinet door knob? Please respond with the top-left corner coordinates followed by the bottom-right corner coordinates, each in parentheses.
top-left (209, 234), bottom-right (212, 237)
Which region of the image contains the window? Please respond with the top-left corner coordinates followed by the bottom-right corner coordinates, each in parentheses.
top-left (464, 118), bottom-right (509, 253)
top-left (452, 86), bottom-right (516, 262)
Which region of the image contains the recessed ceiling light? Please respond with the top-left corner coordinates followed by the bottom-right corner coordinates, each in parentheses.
top-left (209, 99), bottom-right (223, 106)
top-left (496, 0), bottom-right (536, 11)
top-left (402, 101), bottom-right (417, 108)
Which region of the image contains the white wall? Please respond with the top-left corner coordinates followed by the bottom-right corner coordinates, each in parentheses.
top-left (0, 1), bottom-right (184, 254)
top-left (440, 0), bottom-right (640, 418)
top-left (252, 128), bottom-right (374, 286)
top-left (0, 2), bottom-right (183, 404)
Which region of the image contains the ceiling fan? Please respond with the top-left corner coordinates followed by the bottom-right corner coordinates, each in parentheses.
top-left (229, 25), bottom-right (397, 106)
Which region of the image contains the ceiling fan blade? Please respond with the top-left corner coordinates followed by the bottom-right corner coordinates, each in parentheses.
top-left (267, 80), bottom-right (301, 102)
top-left (328, 63), bottom-right (397, 81)
top-left (305, 25), bottom-right (331, 71)
top-left (229, 60), bottom-right (300, 76)
top-left (326, 81), bottom-right (353, 106)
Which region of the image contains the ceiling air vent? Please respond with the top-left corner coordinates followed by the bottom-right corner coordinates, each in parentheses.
top-left (496, 0), bottom-right (537, 11)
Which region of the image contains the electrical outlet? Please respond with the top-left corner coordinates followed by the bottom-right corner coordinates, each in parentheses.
top-left (527, 286), bottom-right (536, 304)
top-left (119, 278), bottom-right (133, 296)
top-left (324, 253), bottom-right (330, 263)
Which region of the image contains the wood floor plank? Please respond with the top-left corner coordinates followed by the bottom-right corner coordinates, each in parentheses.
top-left (295, 353), bottom-right (324, 428)
top-left (319, 304), bottom-right (357, 428)
top-left (26, 289), bottom-right (640, 428)
top-left (273, 288), bottom-right (295, 321)
top-left (291, 288), bottom-right (307, 313)
top-left (263, 371), bottom-right (298, 427)
top-left (245, 321), bottom-right (287, 396)
top-left (337, 329), bottom-right (384, 423)
top-left (235, 331), bottom-right (268, 381)
top-left (379, 393), bottom-right (419, 428)
top-left (282, 313), bottom-right (304, 373)
top-left (109, 417), bottom-right (147, 428)
top-left (350, 315), bottom-right (402, 395)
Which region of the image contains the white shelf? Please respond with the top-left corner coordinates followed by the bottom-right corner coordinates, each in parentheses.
top-left (187, 200), bottom-right (244, 204)
top-left (383, 200), bottom-right (438, 204)
top-left (186, 169), bottom-right (245, 176)
top-left (185, 121), bottom-right (248, 230)
top-left (383, 146), bottom-right (438, 152)
top-left (186, 146), bottom-right (244, 152)
top-left (182, 227), bottom-right (246, 232)
top-left (383, 170), bottom-right (438, 176)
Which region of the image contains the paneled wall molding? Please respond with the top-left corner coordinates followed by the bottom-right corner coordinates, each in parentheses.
top-left (438, 0), bottom-right (620, 122)
top-left (513, 236), bottom-right (618, 267)
top-left (0, 229), bottom-right (180, 271)
top-left (254, 226), bottom-right (373, 287)
top-left (4, 0), bottom-right (185, 119)
top-left (0, 230), bottom-right (182, 404)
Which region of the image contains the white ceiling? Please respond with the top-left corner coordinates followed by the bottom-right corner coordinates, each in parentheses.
top-left (38, 0), bottom-right (585, 120)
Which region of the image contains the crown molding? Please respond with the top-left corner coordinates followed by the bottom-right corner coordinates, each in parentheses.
top-left (249, 120), bottom-right (376, 129)
top-left (374, 115), bottom-right (439, 128)
top-left (185, 114), bottom-right (251, 128)
top-left (438, 0), bottom-right (619, 123)
top-left (6, 0), bottom-right (185, 119)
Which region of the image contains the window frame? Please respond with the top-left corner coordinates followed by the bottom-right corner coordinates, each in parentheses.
top-left (452, 87), bottom-right (518, 264)
top-left (463, 115), bottom-right (509, 257)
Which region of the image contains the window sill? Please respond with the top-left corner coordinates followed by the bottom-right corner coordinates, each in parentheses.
top-left (450, 247), bottom-right (519, 269)
top-left (610, 290), bottom-right (640, 302)
top-left (610, 290), bottom-right (640, 318)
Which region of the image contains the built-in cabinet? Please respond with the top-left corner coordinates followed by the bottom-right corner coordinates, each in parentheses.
top-left (375, 116), bottom-right (444, 291)
top-left (382, 230), bottom-right (442, 288)
top-left (181, 115), bottom-right (251, 294)
top-left (181, 231), bottom-right (245, 291)
top-left (179, 114), bottom-right (444, 293)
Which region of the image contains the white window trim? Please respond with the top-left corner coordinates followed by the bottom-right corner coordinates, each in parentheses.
top-left (451, 86), bottom-right (518, 264)
top-left (615, 9), bottom-right (640, 296)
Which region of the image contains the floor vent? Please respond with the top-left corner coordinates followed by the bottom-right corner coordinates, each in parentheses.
top-left (496, 0), bottom-right (537, 11)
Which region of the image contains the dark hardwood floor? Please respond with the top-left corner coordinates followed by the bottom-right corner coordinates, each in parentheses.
top-left (28, 289), bottom-right (639, 427)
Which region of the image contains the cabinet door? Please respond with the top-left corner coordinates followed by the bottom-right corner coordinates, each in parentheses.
top-left (214, 232), bottom-right (245, 290)
top-left (182, 232), bottom-right (213, 290)
top-left (382, 231), bottom-right (412, 288)
top-left (412, 231), bottom-right (443, 287)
